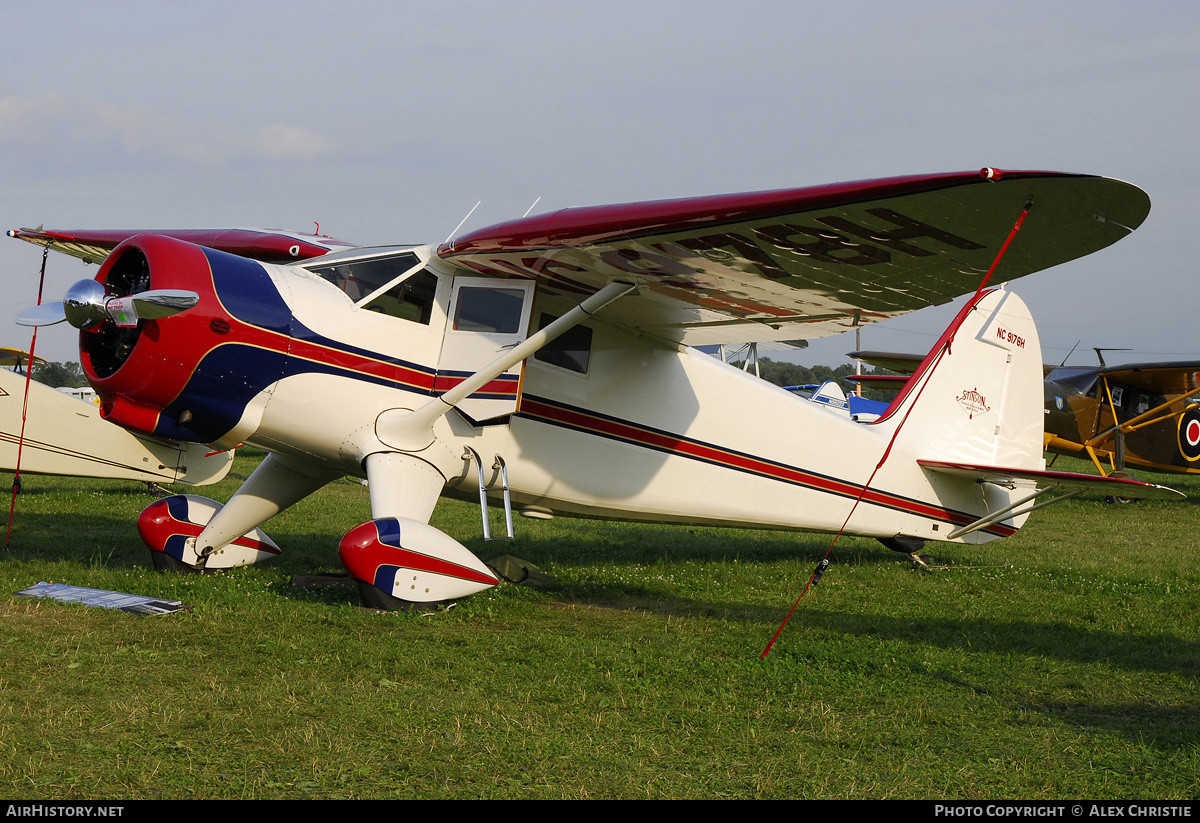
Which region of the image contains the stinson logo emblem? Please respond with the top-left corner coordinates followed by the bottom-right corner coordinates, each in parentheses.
top-left (956, 387), bottom-right (990, 419)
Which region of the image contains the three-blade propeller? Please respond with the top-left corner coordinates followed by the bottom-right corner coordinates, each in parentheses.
top-left (16, 279), bottom-right (199, 329)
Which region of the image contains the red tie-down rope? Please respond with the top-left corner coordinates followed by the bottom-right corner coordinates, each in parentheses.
top-left (5, 248), bottom-right (49, 550)
top-left (761, 198), bottom-right (1031, 658)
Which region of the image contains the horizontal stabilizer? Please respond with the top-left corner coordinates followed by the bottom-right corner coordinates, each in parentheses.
top-left (848, 350), bottom-right (924, 375)
top-left (916, 459), bottom-right (1182, 540)
top-left (918, 460), bottom-right (1184, 501)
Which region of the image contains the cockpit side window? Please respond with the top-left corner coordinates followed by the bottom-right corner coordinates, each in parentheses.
top-left (1046, 367), bottom-right (1099, 397)
top-left (307, 252), bottom-right (418, 301)
top-left (364, 270), bottom-right (438, 324)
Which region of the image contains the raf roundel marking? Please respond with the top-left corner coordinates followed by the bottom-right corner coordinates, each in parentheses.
top-left (1179, 409), bottom-right (1200, 461)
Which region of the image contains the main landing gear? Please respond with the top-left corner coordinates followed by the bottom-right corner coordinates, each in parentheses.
top-left (137, 452), bottom-right (499, 610)
top-left (338, 517), bottom-right (499, 609)
top-left (138, 494), bottom-right (282, 571)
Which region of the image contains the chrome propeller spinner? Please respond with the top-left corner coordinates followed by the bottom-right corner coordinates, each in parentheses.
top-left (16, 279), bottom-right (199, 329)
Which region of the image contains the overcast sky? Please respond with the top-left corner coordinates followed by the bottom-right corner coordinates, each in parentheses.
top-left (1, 0), bottom-right (1196, 368)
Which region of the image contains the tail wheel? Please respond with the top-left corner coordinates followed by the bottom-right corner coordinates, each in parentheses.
top-left (1105, 471), bottom-right (1139, 505)
top-left (878, 535), bottom-right (926, 555)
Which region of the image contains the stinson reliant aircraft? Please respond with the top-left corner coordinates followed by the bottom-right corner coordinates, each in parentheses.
top-left (10, 168), bottom-right (1180, 608)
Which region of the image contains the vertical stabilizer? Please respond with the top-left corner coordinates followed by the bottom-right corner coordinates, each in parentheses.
top-left (877, 287), bottom-right (1045, 472)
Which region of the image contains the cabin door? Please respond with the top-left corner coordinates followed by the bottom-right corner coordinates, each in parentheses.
top-left (436, 277), bottom-right (536, 423)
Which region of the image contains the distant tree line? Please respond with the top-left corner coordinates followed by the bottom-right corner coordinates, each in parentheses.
top-left (29, 361), bottom-right (88, 389)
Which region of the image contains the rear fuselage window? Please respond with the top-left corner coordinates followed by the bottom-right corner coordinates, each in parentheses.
top-left (533, 313), bottom-right (592, 374)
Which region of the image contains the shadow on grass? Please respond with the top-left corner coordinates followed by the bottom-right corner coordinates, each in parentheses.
top-left (801, 611), bottom-right (1200, 677)
top-left (0, 479), bottom-right (162, 497)
top-left (3, 510), bottom-right (153, 567)
top-left (924, 666), bottom-right (1200, 750)
top-left (1018, 700), bottom-right (1200, 751)
top-left (542, 577), bottom-right (1200, 681)
top-left (0, 509), bottom-right (351, 572)
top-left (7, 498), bottom-right (1196, 684)
top-left (462, 527), bottom-right (901, 567)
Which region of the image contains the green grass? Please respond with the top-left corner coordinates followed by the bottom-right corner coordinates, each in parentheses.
top-left (0, 454), bottom-right (1197, 798)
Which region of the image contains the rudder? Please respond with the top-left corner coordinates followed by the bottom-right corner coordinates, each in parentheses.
top-left (877, 287), bottom-right (1045, 472)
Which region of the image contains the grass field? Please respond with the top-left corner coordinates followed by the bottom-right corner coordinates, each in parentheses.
top-left (0, 452), bottom-right (1197, 799)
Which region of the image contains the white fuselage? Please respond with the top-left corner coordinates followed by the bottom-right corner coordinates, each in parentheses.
top-left (227, 247), bottom-right (1040, 545)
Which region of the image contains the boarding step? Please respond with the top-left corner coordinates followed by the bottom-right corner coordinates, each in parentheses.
top-left (463, 447), bottom-right (514, 540)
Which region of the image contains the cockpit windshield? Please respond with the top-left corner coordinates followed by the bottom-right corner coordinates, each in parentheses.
top-left (302, 249), bottom-right (437, 325)
top-left (1045, 367), bottom-right (1099, 396)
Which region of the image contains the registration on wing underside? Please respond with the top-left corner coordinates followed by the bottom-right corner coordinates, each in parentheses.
top-left (441, 172), bottom-right (1148, 346)
top-left (454, 205), bottom-right (987, 310)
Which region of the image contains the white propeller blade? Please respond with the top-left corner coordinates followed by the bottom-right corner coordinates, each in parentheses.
top-left (16, 302), bottom-right (67, 327)
top-left (15, 281), bottom-right (201, 330)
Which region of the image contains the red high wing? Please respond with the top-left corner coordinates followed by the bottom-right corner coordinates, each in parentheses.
top-left (7, 227), bottom-right (356, 265)
top-left (439, 169), bottom-right (1151, 346)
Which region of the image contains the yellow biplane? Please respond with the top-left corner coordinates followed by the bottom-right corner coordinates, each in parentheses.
top-left (0, 347), bottom-right (47, 374)
top-left (851, 351), bottom-right (1200, 477)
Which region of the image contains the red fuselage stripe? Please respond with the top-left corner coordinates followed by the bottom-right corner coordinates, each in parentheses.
top-left (519, 396), bottom-right (1016, 537)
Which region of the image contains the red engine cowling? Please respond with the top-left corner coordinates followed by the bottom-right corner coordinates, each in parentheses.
top-left (81, 234), bottom-right (292, 444)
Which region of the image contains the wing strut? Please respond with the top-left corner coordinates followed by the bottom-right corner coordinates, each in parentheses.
top-left (378, 281), bottom-right (636, 451)
top-left (1084, 378), bottom-right (1199, 476)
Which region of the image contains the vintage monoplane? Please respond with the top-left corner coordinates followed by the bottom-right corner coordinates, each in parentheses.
top-left (10, 169), bottom-right (1180, 608)
top-left (851, 349), bottom-right (1200, 479)
top-left (0, 364), bottom-right (232, 485)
